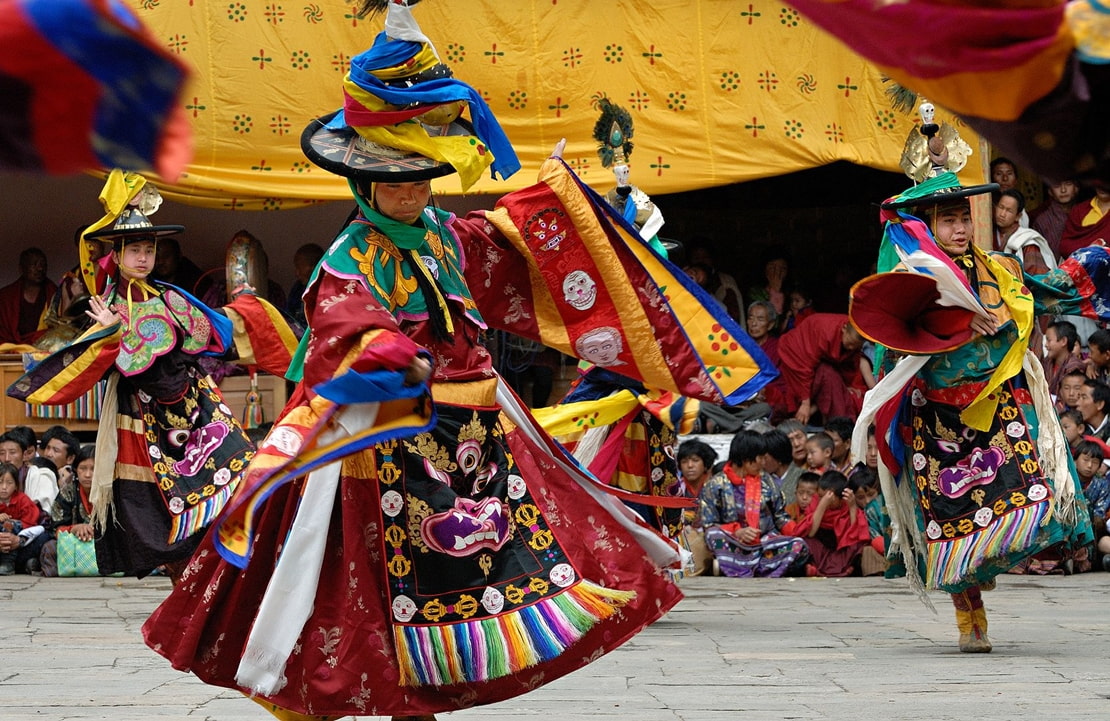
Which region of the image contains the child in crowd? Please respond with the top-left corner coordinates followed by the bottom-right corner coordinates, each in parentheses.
top-left (1060, 409), bottom-right (1086, 456)
top-left (1087, 329), bottom-right (1110, 386)
top-left (783, 287), bottom-right (814, 332)
top-left (0, 461), bottom-right (48, 575)
top-left (40, 445), bottom-right (97, 577)
top-left (786, 472), bottom-right (819, 523)
top-left (799, 469), bottom-right (871, 577)
top-left (805, 432), bottom-right (835, 474)
top-left (849, 465), bottom-right (887, 576)
top-left (1074, 439), bottom-right (1110, 572)
top-left (1057, 368), bottom-right (1087, 414)
top-left (823, 416), bottom-right (855, 471)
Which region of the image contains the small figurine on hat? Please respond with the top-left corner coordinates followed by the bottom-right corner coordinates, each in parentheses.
top-left (5, 172), bottom-right (297, 583)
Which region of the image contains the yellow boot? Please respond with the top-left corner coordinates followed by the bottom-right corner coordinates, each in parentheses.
top-left (955, 606), bottom-right (992, 653)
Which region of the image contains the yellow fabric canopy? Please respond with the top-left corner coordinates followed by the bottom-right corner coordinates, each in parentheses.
top-left (134, 0), bottom-right (982, 208)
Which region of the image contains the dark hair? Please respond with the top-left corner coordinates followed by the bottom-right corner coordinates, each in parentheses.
top-left (1064, 367), bottom-right (1089, 381)
top-left (0, 462), bottom-right (19, 485)
top-left (760, 429), bottom-right (793, 466)
top-left (41, 425), bottom-right (80, 462)
top-left (728, 429), bottom-right (766, 467)
top-left (824, 417), bottom-right (854, 444)
top-left (848, 463), bottom-right (878, 491)
top-left (1084, 379), bottom-right (1110, 414)
top-left (677, 439), bottom-right (717, 469)
top-left (990, 156), bottom-right (1016, 173)
top-left (818, 469), bottom-right (849, 495)
top-left (1047, 319), bottom-right (1079, 352)
top-left (74, 444), bottom-right (96, 467)
top-left (7, 426), bottom-right (35, 452)
top-left (995, 187), bottom-right (1026, 214)
top-left (1089, 329), bottom-right (1110, 354)
top-left (806, 431), bottom-right (835, 454)
top-left (796, 471), bottom-right (820, 489)
top-left (1061, 408), bottom-right (1084, 427)
top-left (1075, 439), bottom-right (1106, 462)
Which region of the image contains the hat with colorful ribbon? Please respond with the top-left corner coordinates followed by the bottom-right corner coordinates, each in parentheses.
top-left (300, 0), bottom-right (519, 190)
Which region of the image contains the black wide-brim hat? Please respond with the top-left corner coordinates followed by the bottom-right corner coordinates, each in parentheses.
top-left (880, 182), bottom-right (998, 211)
top-left (301, 110), bottom-right (476, 182)
top-left (84, 208), bottom-right (183, 245)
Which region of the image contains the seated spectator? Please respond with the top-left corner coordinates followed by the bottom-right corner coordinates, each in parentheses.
top-left (989, 157), bottom-right (1030, 234)
top-left (785, 472), bottom-right (819, 523)
top-left (1079, 379), bottom-right (1110, 441)
top-left (152, 236), bottom-right (204, 293)
top-left (782, 285), bottom-right (815, 333)
top-left (285, 242), bottom-right (325, 330)
top-left (0, 432), bottom-right (27, 486)
top-left (698, 430), bottom-right (810, 577)
top-left (689, 244), bottom-right (744, 325)
top-left (798, 469), bottom-right (871, 577)
top-left (0, 461), bottom-right (49, 575)
top-left (778, 313), bottom-right (867, 425)
top-left (1058, 368), bottom-right (1087, 414)
top-left (7, 426), bottom-right (36, 469)
top-left (1043, 320), bottom-right (1086, 399)
top-left (676, 440), bottom-right (717, 510)
top-left (823, 416), bottom-right (855, 471)
top-left (1031, 178), bottom-right (1080, 261)
top-left (40, 444), bottom-right (96, 577)
top-left (0, 247), bottom-right (56, 346)
top-left (774, 419), bottom-right (809, 505)
top-left (39, 425), bottom-right (79, 490)
top-left (995, 189), bottom-right (1054, 274)
top-left (746, 300), bottom-right (789, 419)
top-left (805, 431), bottom-right (835, 474)
top-left (1086, 329), bottom-right (1110, 385)
top-left (1059, 409), bottom-right (1085, 457)
top-left (748, 252), bottom-right (791, 333)
top-left (849, 464), bottom-right (887, 576)
top-left (760, 428), bottom-right (794, 491)
top-left (1059, 179), bottom-right (1110, 258)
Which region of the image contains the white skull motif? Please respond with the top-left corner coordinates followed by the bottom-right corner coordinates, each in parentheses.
top-left (549, 563), bottom-right (576, 588)
top-left (507, 474), bottom-right (527, 500)
top-left (392, 594), bottom-right (418, 622)
top-left (213, 468), bottom-right (232, 487)
top-left (481, 586), bottom-right (505, 614)
top-left (381, 490), bottom-right (404, 518)
top-left (562, 270), bottom-right (597, 311)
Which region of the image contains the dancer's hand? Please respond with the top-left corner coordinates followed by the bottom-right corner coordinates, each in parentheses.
top-left (404, 356), bottom-right (432, 385)
top-left (970, 311), bottom-right (999, 337)
top-left (550, 138), bottom-right (566, 159)
top-left (86, 295), bottom-right (120, 327)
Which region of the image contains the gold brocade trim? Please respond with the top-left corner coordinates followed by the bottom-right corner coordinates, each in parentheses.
top-left (116, 462), bottom-right (157, 483)
top-left (222, 308), bottom-right (256, 366)
top-left (431, 377), bottom-right (498, 406)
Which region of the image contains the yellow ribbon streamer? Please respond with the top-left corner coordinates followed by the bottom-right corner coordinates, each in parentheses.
top-left (531, 390), bottom-right (640, 437)
top-left (960, 248), bottom-right (1034, 431)
top-left (80, 170), bottom-right (148, 294)
top-left (342, 80), bottom-right (492, 191)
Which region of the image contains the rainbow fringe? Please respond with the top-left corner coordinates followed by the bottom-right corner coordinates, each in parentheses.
top-left (393, 579), bottom-right (635, 687)
top-left (926, 502), bottom-right (1048, 589)
top-left (166, 479), bottom-right (240, 544)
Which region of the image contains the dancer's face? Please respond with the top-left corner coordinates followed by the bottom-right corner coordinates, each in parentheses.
top-left (374, 181), bottom-right (432, 225)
